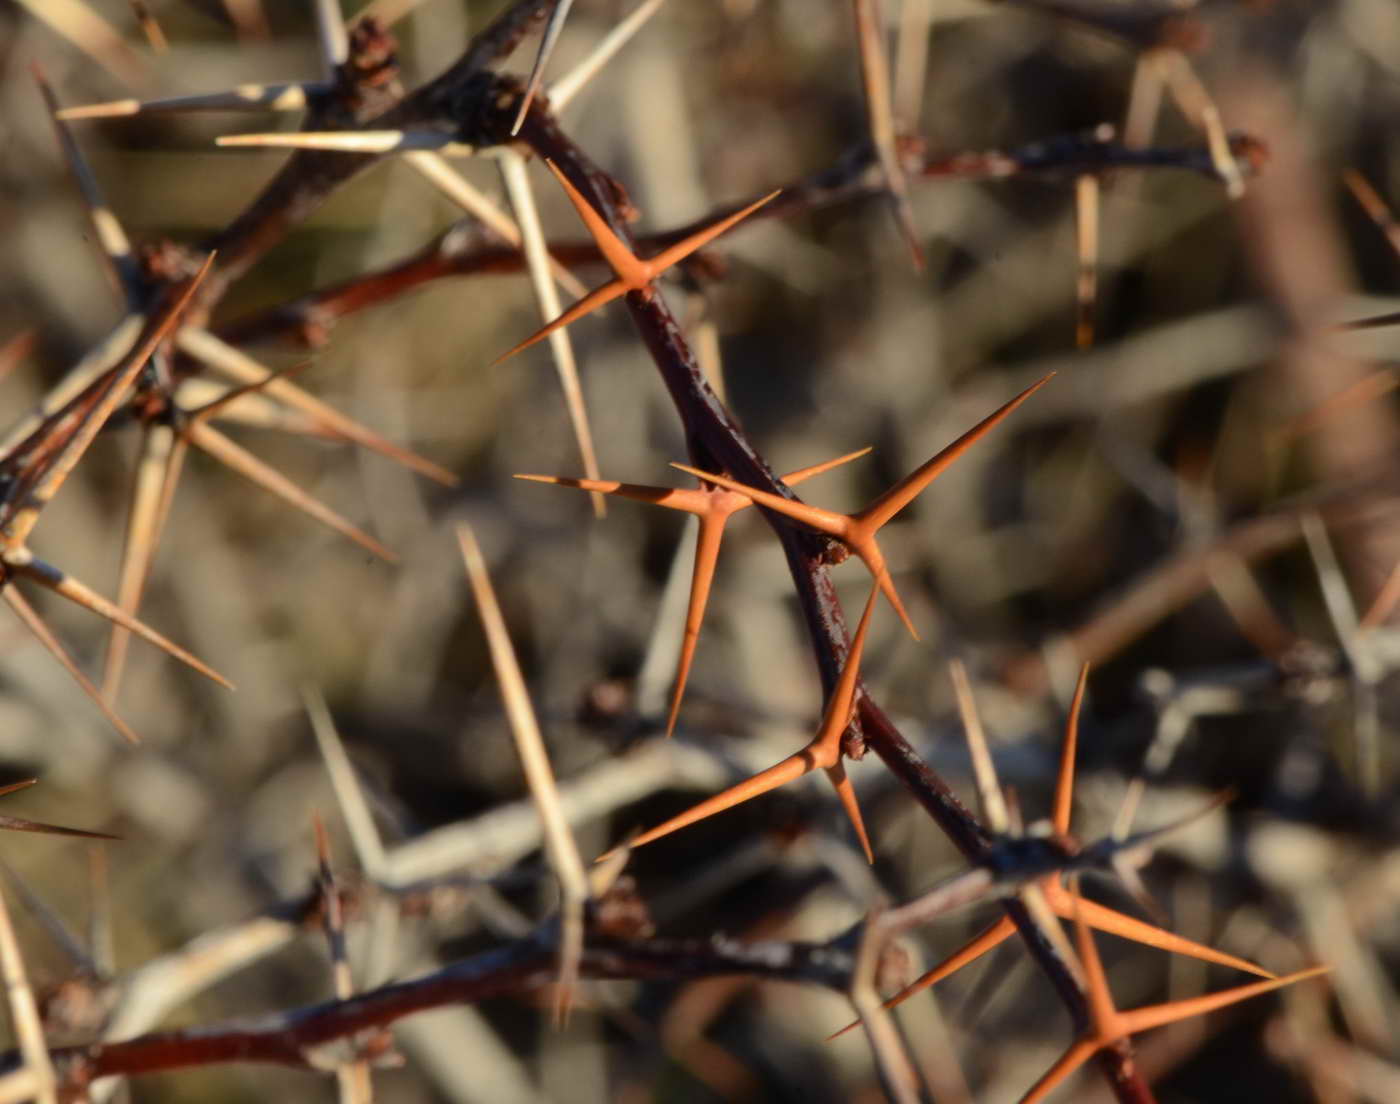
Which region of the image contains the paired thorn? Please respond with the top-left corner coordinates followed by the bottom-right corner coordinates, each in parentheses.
top-left (1019, 887), bottom-right (1329, 1103)
top-left (604, 581), bottom-right (882, 864)
top-left (491, 160), bottom-right (779, 366)
top-left (674, 374), bottom-right (1054, 640)
top-left (829, 664), bottom-right (1272, 1040)
top-left (0, 778), bottom-right (119, 841)
top-left (516, 446), bottom-right (871, 735)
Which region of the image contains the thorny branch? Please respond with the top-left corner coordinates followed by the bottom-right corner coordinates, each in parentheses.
top-left (3, 2), bottom-right (1302, 1101)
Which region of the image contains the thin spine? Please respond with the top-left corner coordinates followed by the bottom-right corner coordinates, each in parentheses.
top-left (102, 421), bottom-right (175, 704)
top-left (498, 150), bottom-right (606, 516)
top-left (548, 0), bottom-right (668, 113)
top-left (3, 586), bottom-right (141, 745)
top-left (456, 523), bottom-right (590, 1023)
top-left (0, 885), bottom-right (56, 1104)
top-left (511, 0), bottom-right (575, 135)
top-left (304, 686), bottom-right (388, 881)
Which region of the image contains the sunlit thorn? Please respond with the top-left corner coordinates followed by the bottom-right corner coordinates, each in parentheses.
top-left (1074, 174), bottom-right (1099, 350)
top-left (511, 0), bottom-right (575, 135)
top-left (603, 581), bottom-right (882, 864)
top-left (185, 421), bottom-right (398, 563)
top-left (1018, 887), bottom-right (1328, 1104)
top-left (852, 0), bottom-right (924, 270)
top-left (4, 587), bottom-right (141, 745)
top-left (673, 374), bottom-right (1054, 639)
top-left (216, 130), bottom-right (475, 154)
top-left (11, 554), bottom-right (233, 690)
top-left (3, 254), bottom-right (214, 550)
top-left (490, 159), bottom-right (779, 366)
top-left (457, 523), bottom-right (589, 1025)
top-left (548, 0), bottom-right (669, 114)
top-left (59, 83), bottom-right (321, 121)
top-left (516, 447), bottom-right (871, 736)
top-left (827, 664), bottom-right (1271, 1041)
top-left (33, 65), bottom-right (141, 305)
top-left (0, 778), bottom-right (119, 840)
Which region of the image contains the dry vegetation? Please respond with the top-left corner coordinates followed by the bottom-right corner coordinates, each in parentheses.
top-left (1, 0), bottom-right (1399, 1101)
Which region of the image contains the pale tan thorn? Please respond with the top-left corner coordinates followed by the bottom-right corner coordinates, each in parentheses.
top-left (1021, 880), bottom-right (1082, 990)
top-left (457, 523), bottom-right (590, 1024)
top-left (311, 0), bottom-right (349, 76)
top-left (949, 659), bottom-right (1007, 834)
top-left (58, 83), bottom-right (320, 121)
top-left (852, 0), bottom-right (924, 271)
top-left (0, 1069), bottom-right (42, 1103)
top-left (303, 685), bottom-right (388, 881)
top-left (310, 810), bottom-right (374, 1103)
top-left (14, 0), bottom-right (147, 89)
top-left (14, 554), bottom-right (232, 689)
top-left (827, 917), bottom-right (1012, 1042)
top-left (403, 152), bottom-right (589, 298)
top-left (216, 130), bottom-right (475, 154)
top-left (102, 421), bottom-right (174, 704)
top-left (499, 151), bottom-right (606, 517)
top-left (1075, 174), bottom-right (1099, 350)
top-left (33, 68), bottom-right (141, 301)
top-left (1159, 50), bottom-right (1243, 199)
top-left (0, 313), bottom-right (144, 457)
top-left (4, 587), bottom-right (140, 744)
top-left (891, 0), bottom-right (931, 135)
top-left (511, 0), bottom-right (575, 135)
top-left (849, 905), bottom-right (922, 1104)
top-left (177, 328), bottom-right (458, 486)
top-left (5, 257), bottom-right (214, 548)
top-left (1052, 663), bottom-right (1090, 835)
top-left (543, 159), bottom-right (646, 284)
top-left (859, 372), bottom-right (1055, 530)
top-left (129, 1), bottom-right (168, 52)
top-left (0, 883), bottom-right (56, 1104)
top-left (186, 422), bottom-right (397, 563)
top-left (548, 0), bottom-right (669, 114)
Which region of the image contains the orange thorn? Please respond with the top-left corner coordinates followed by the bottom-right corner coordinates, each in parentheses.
top-left (518, 448), bottom-right (871, 736)
top-left (1018, 888), bottom-right (1328, 1103)
top-left (605, 582), bottom-right (881, 860)
top-left (673, 375), bottom-right (1054, 639)
top-left (492, 159), bottom-right (779, 365)
top-left (1052, 663), bottom-right (1090, 835)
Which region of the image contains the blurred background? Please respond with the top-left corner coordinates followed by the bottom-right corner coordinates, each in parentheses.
top-left (1, 0), bottom-right (1399, 1100)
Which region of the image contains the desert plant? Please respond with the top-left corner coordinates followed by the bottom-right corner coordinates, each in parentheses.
top-left (0, 1), bottom-right (1395, 1102)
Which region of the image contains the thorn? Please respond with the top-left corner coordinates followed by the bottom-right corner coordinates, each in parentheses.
top-left (673, 375), bottom-right (1053, 639)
